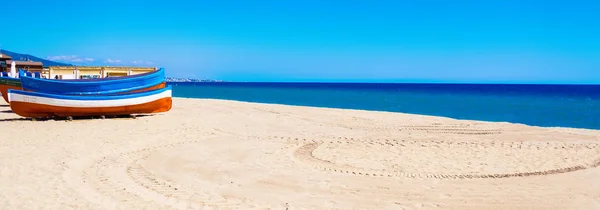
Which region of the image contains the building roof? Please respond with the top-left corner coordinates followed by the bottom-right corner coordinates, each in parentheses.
top-left (0, 53), bottom-right (12, 60)
top-left (5, 60), bottom-right (43, 66)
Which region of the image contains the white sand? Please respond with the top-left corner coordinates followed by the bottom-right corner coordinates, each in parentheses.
top-left (0, 98), bottom-right (599, 210)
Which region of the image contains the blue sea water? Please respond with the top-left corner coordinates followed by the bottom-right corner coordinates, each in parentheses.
top-left (169, 82), bottom-right (600, 130)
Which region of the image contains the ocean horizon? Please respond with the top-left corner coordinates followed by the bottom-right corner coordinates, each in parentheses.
top-left (169, 82), bottom-right (600, 130)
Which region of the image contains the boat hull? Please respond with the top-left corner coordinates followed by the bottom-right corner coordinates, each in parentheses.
top-left (20, 68), bottom-right (166, 95)
top-left (8, 86), bottom-right (172, 118)
top-left (0, 77), bottom-right (22, 103)
top-left (1, 81), bottom-right (166, 103)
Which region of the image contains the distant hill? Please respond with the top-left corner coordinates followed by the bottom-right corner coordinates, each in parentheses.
top-left (0, 49), bottom-right (73, 67)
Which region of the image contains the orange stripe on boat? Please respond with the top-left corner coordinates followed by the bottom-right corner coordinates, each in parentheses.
top-left (10, 97), bottom-right (172, 118)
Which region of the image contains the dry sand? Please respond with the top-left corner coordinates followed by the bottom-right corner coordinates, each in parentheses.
top-left (0, 98), bottom-right (599, 210)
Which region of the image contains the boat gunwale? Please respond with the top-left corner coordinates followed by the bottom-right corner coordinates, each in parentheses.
top-left (9, 85), bottom-right (172, 101)
top-left (19, 68), bottom-right (164, 85)
top-left (21, 80), bottom-right (167, 95)
top-left (0, 77), bottom-right (21, 84)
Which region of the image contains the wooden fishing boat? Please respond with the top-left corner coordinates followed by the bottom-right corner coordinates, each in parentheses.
top-left (1, 80), bottom-right (167, 104)
top-left (8, 86), bottom-right (172, 118)
top-left (0, 76), bottom-right (21, 103)
top-left (19, 68), bottom-right (166, 95)
top-left (1, 70), bottom-right (45, 103)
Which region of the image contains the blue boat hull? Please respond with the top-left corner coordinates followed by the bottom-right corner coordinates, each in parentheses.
top-left (19, 68), bottom-right (166, 95)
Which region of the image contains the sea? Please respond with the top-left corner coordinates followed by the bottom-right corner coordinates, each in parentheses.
top-left (168, 82), bottom-right (600, 130)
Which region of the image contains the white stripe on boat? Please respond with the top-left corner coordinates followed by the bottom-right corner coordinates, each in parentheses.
top-left (9, 90), bottom-right (172, 108)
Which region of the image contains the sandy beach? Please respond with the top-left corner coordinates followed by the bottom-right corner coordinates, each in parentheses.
top-left (0, 97), bottom-right (599, 210)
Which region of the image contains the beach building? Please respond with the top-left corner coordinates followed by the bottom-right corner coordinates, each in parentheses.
top-left (0, 53), bottom-right (10, 72)
top-left (47, 66), bottom-right (158, 79)
top-left (9, 61), bottom-right (43, 72)
top-left (1, 53), bottom-right (157, 79)
top-left (0, 53), bottom-right (44, 75)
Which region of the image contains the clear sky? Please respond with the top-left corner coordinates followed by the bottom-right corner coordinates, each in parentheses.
top-left (0, 0), bottom-right (598, 84)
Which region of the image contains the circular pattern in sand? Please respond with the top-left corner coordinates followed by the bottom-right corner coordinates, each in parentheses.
top-left (292, 138), bottom-right (600, 179)
top-left (71, 136), bottom-right (367, 209)
top-left (64, 134), bottom-right (600, 209)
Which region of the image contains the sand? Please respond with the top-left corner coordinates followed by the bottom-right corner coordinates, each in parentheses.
top-left (0, 98), bottom-right (599, 210)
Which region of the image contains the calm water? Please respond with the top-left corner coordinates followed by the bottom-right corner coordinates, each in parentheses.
top-left (169, 82), bottom-right (600, 130)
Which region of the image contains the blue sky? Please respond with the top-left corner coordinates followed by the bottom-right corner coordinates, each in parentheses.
top-left (0, 0), bottom-right (598, 83)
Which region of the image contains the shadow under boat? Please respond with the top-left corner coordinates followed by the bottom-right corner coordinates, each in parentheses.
top-left (0, 114), bottom-right (154, 122)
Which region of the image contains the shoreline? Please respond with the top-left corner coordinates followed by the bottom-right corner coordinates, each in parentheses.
top-left (172, 97), bottom-right (600, 132)
top-left (1, 97), bottom-right (599, 209)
